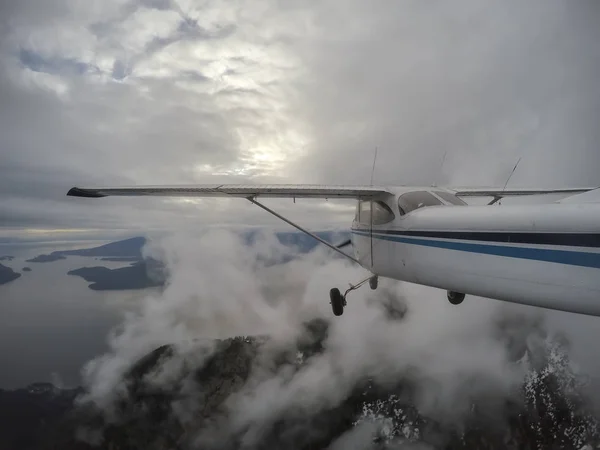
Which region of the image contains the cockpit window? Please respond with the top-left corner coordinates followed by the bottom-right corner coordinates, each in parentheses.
top-left (372, 201), bottom-right (395, 224)
top-left (434, 191), bottom-right (467, 206)
top-left (357, 200), bottom-right (395, 225)
top-left (397, 191), bottom-right (443, 216)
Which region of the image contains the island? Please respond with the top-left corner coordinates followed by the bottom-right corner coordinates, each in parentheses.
top-left (26, 254), bottom-right (67, 263)
top-left (0, 263), bottom-right (21, 285)
top-left (99, 256), bottom-right (142, 262)
top-left (0, 255), bottom-right (14, 261)
top-left (22, 267), bottom-right (32, 272)
top-left (67, 259), bottom-right (165, 291)
top-left (25, 232), bottom-right (351, 266)
top-left (57, 236), bottom-right (146, 258)
top-left (26, 237), bottom-right (146, 263)
top-left (28, 232), bottom-right (351, 290)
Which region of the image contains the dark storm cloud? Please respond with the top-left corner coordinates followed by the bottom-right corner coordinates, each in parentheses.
top-left (0, 0), bottom-right (599, 236)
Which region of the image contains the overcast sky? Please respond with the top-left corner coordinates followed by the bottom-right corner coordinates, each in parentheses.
top-left (1, 0), bottom-right (599, 240)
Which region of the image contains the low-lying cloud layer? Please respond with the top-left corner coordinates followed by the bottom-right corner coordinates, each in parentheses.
top-left (79, 229), bottom-right (551, 446)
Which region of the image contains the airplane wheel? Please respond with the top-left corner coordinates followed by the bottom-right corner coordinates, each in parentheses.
top-left (369, 276), bottom-right (378, 290)
top-left (330, 288), bottom-right (345, 316)
top-left (447, 291), bottom-right (465, 305)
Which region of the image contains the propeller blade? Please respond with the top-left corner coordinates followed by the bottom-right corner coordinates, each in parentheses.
top-left (336, 239), bottom-right (352, 249)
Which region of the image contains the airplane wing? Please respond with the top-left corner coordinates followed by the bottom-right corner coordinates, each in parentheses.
top-left (67, 184), bottom-right (392, 199)
top-left (452, 187), bottom-right (597, 199)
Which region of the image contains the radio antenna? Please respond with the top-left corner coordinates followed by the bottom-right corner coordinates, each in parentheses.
top-left (495, 156), bottom-right (523, 206)
top-left (502, 156), bottom-right (522, 193)
top-left (370, 147), bottom-right (378, 186)
top-left (434, 150), bottom-right (447, 187)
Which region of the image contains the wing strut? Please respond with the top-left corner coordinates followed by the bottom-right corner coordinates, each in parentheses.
top-left (247, 197), bottom-right (360, 265)
top-left (370, 202), bottom-right (374, 267)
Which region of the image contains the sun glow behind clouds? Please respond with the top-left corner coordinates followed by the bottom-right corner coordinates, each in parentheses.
top-left (236, 127), bottom-right (309, 177)
top-left (143, 19), bottom-right (309, 178)
top-left (11, 0), bottom-right (313, 181)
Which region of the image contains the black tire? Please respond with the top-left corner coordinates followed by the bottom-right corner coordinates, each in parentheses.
top-left (447, 291), bottom-right (465, 305)
top-left (330, 288), bottom-right (345, 316)
top-left (369, 276), bottom-right (378, 290)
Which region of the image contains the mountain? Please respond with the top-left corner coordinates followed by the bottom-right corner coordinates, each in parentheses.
top-left (0, 383), bottom-right (82, 450)
top-left (244, 230), bottom-right (350, 254)
top-left (0, 263), bottom-right (20, 285)
top-left (4, 318), bottom-right (598, 450)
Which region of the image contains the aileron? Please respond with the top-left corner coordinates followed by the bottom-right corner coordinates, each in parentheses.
top-left (453, 187), bottom-right (596, 198)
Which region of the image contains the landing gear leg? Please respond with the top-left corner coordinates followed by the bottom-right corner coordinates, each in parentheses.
top-left (447, 291), bottom-right (465, 305)
top-left (330, 275), bottom-right (376, 316)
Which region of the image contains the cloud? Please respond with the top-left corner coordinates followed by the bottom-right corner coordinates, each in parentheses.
top-left (19, 49), bottom-right (95, 76)
top-left (1, 0), bottom-right (598, 237)
top-left (79, 228), bottom-right (309, 409)
top-left (0, 0), bottom-right (312, 235)
top-left (79, 229), bottom-right (543, 445)
top-left (4, 1), bottom-right (600, 429)
top-left (289, 0), bottom-right (600, 188)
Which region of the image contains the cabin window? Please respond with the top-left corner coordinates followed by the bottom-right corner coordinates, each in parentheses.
top-left (433, 191), bottom-right (467, 206)
top-left (397, 191), bottom-right (443, 216)
top-left (358, 200), bottom-right (371, 224)
top-left (357, 200), bottom-right (395, 225)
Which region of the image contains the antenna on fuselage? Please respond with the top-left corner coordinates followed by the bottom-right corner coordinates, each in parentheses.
top-left (433, 150), bottom-right (447, 187)
top-left (497, 156), bottom-right (522, 205)
top-left (370, 147), bottom-right (378, 186)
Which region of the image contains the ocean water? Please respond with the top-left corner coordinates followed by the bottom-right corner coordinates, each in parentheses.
top-left (0, 251), bottom-right (152, 389)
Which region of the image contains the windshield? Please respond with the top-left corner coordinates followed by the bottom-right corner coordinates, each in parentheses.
top-left (397, 191), bottom-right (443, 215)
top-left (434, 191), bottom-right (467, 205)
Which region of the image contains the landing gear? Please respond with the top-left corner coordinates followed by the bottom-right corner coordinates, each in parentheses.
top-left (330, 288), bottom-right (346, 316)
top-left (447, 291), bottom-right (465, 305)
top-left (330, 275), bottom-right (378, 316)
top-left (369, 276), bottom-right (378, 290)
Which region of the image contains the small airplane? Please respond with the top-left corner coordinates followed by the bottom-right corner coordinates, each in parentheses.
top-left (67, 183), bottom-right (600, 317)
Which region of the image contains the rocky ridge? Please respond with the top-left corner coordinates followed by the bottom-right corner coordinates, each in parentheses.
top-left (21, 318), bottom-right (600, 450)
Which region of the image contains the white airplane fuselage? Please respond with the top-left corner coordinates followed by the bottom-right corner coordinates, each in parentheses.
top-left (351, 196), bottom-right (600, 316)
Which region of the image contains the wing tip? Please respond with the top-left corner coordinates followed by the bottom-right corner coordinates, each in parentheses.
top-left (67, 187), bottom-right (106, 198)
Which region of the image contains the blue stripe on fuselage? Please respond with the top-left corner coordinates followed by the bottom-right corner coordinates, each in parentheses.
top-left (351, 230), bottom-right (600, 269)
